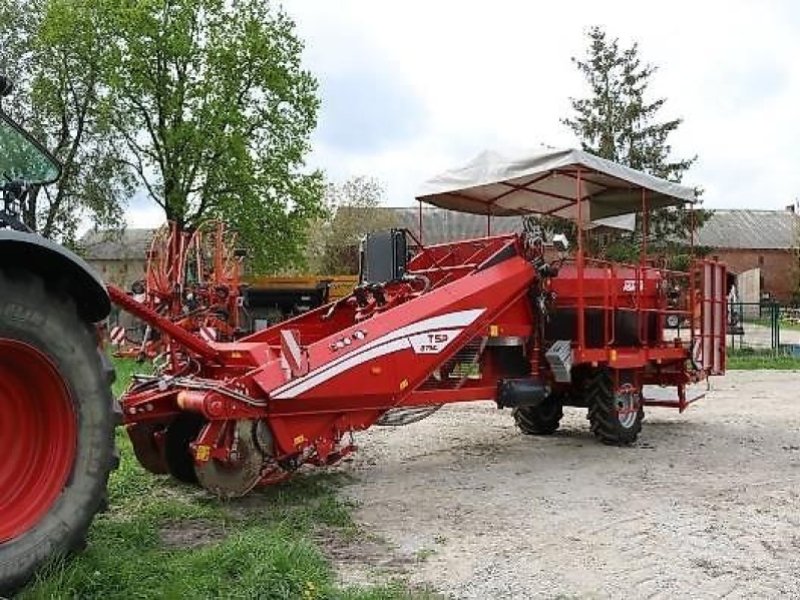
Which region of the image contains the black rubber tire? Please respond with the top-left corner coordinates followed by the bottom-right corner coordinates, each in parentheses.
top-left (585, 368), bottom-right (643, 445)
top-left (164, 413), bottom-right (205, 484)
top-left (512, 393), bottom-right (564, 435)
top-left (0, 270), bottom-right (116, 594)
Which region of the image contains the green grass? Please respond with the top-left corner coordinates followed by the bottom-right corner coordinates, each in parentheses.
top-left (748, 316), bottom-right (800, 331)
top-left (20, 358), bottom-right (434, 600)
top-left (726, 348), bottom-right (800, 370)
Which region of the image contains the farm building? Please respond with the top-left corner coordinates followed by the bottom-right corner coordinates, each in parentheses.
top-left (697, 208), bottom-right (800, 303)
top-left (78, 228), bottom-right (155, 289)
top-left (79, 208), bottom-right (800, 302)
top-left (392, 207), bottom-right (800, 303)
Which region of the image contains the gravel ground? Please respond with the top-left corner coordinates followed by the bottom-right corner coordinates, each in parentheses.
top-left (335, 371), bottom-right (800, 599)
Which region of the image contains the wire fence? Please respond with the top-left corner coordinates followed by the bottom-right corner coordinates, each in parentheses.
top-left (726, 301), bottom-right (800, 356)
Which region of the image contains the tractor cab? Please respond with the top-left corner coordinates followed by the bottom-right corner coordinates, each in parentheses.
top-left (0, 102), bottom-right (61, 232)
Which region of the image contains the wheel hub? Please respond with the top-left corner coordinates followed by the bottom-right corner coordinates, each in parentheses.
top-left (615, 383), bottom-right (641, 430)
top-left (0, 339), bottom-right (77, 543)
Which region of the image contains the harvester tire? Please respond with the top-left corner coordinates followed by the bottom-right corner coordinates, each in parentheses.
top-left (0, 270), bottom-right (116, 594)
top-left (512, 393), bottom-right (564, 435)
top-left (164, 413), bottom-right (205, 484)
top-left (586, 368), bottom-right (643, 445)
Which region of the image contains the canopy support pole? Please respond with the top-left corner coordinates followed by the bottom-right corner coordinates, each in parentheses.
top-left (576, 168), bottom-right (585, 355)
top-left (418, 200), bottom-right (423, 245)
top-left (640, 188), bottom-right (649, 346)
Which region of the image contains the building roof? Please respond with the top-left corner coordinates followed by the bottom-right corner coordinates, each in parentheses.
top-left (80, 208), bottom-right (799, 263)
top-left (696, 209), bottom-right (800, 250)
top-left (79, 228), bottom-right (155, 261)
top-left (388, 206), bottom-right (524, 244)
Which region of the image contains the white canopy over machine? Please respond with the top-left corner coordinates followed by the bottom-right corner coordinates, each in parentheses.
top-left (416, 148), bottom-right (696, 225)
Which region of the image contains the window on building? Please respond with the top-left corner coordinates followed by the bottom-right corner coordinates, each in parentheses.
top-left (758, 255), bottom-right (764, 266)
top-left (713, 255), bottom-right (719, 261)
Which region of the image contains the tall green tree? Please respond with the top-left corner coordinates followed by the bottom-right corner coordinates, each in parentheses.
top-left (104, 0), bottom-right (323, 271)
top-left (561, 26), bottom-right (707, 252)
top-left (0, 0), bottom-right (131, 243)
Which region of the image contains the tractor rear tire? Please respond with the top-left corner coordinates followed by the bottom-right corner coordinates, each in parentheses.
top-left (586, 368), bottom-right (643, 445)
top-left (0, 270), bottom-right (117, 594)
top-left (513, 393), bottom-right (564, 435)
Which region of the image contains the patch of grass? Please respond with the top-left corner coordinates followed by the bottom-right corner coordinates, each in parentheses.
top-left (414, 548), bottom-right (437, 562)
top-left (726, 348), bottom-right (800, 370)
top-left (20, 357), bottom-right (429, 600)
top-left (111, 357), bottom-right (152, 397)
top-left (749, 316), bottom-right (800, 331)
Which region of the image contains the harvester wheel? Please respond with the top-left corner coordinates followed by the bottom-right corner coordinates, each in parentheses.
top-left (586, 369), bottom-right (643, 445)
top-left (164, 413), bottom-right (206, 484)
top-left (0, 271), bottom-right (116, 593)
top-left (512, 393), bottom-right (564, 435)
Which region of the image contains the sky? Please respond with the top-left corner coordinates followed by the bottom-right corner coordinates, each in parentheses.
top-left (128, 0), bottom-right (800, 227)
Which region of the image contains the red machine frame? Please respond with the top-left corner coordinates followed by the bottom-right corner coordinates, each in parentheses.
top-left (111, 220), bottom-right (243, 361)
top-left (110, 153), bottom-right (727, 497)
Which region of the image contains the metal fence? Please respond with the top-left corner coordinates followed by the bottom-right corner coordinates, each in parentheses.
top-left (726, 301), bottom-right (796, 354)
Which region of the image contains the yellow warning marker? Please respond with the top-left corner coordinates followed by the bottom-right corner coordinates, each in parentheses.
top-left (489, 324), bottom-right (499, 337)
top-left (195, 445), bottom-right (211, 462)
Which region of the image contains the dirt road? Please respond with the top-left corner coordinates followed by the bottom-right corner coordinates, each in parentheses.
top-left (336, 371), bottom-right (800, 599)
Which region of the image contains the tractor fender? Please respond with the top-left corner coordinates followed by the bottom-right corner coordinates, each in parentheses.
top-left (0, 230), bottom-right (110, 323)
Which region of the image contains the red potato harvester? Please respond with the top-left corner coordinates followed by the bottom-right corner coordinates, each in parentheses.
top-left (109, 148), bottom-right (727, 498)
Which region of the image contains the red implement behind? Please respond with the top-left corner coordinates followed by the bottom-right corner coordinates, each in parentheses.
top-left (111, 220), bottom-right (243, 361)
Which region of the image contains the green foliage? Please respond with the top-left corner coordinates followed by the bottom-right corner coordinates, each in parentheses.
top-left (0, 0), bottom-right (131, 243)
top-left (21, 357), bottom-right (429, 599)
top-left (102, 0), bottom-right (324, 272)
top-left (600, 238), bottom-right (640, 264)
top-left (309, 177), bottom-right (398, 275)
top-left (560, 26), bottom-right (709, 256)
top-left (563, 27), bottom-right (692, 180)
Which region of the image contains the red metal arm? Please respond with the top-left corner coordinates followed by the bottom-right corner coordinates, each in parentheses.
top-left (108, 284), bottom-right (221, 363)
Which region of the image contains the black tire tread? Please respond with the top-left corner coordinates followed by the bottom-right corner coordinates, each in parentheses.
top-left (513, 393), bottom-right (564, 435)
top-left (0, 269), bottom-right (116, 594)
top-left (586, 368), bottom-right (643, 445)
top-left (164, 413), bottom-right (205, 484)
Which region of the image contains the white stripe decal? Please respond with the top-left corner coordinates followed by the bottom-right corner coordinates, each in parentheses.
top-left (271, 308), bottom-right (485, 399)
top-left (272, 337), bottom-right (415, 399)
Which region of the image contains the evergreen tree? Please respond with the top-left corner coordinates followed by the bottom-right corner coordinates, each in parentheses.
top-left (561, 26), bottom-right (708, 257)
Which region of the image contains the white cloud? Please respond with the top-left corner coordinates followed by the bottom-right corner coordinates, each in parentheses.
top-left (125, 201), bottom-right (164, 229)
top-left (287, 0), bottom-right (800, 210)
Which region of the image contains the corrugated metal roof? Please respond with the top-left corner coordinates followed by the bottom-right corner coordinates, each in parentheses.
top-left (331, 206), bottom-right (524, 246)
top-left (79, 208), bottom-right (798, 263)
top-left (388, 206), bottom-right (524, 244)
top-left (79, 228), bottom-right (155, 260)
top-left (696, 209), bottom-right (800, 249)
